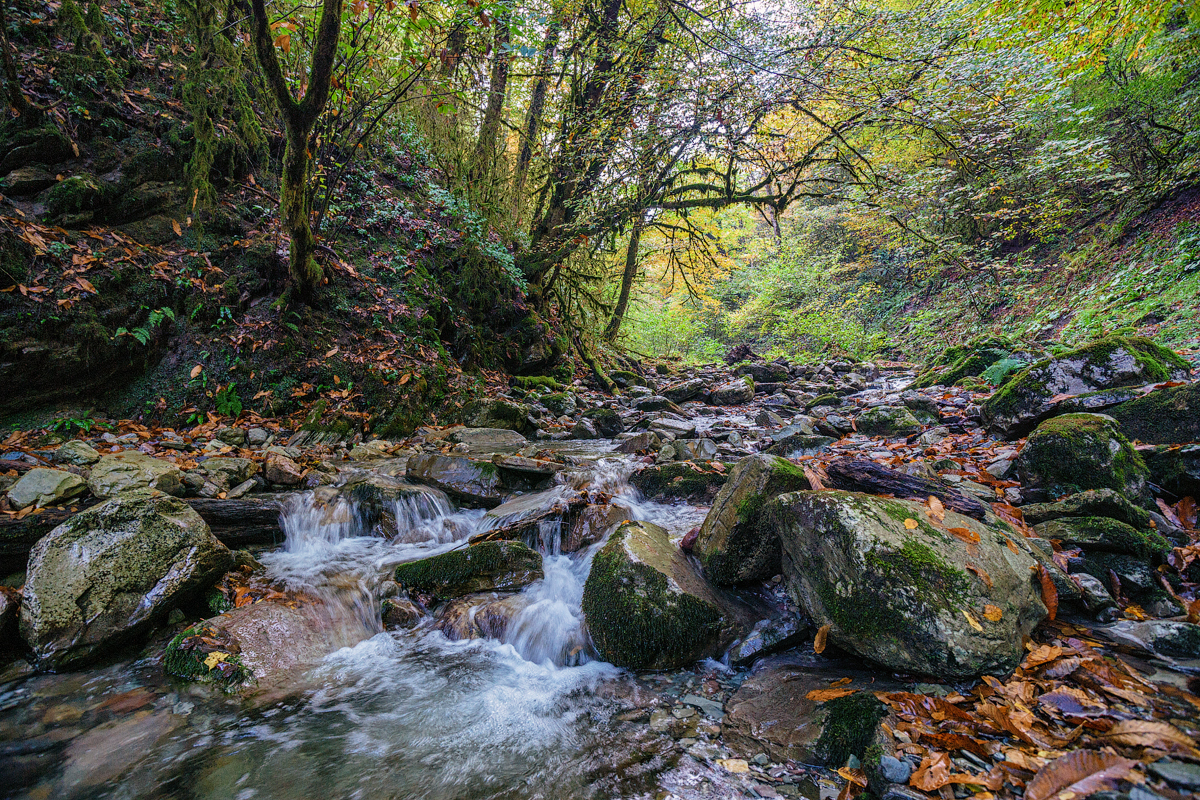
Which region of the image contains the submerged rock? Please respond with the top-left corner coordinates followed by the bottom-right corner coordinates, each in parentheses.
top-left (982, 336), bottom-right (1189, 438)
top-left (21, 496), bottom-right (233, 670)
top-left (1013, 413), bottom-right (1149, 503)
top-left (694, 454), bottom-right (811, 585)
top-left (765, 490), bottom-right (1047, 679)
top-left (87, 452), bottom-right (185, 498)
top-left (405, 453), bottom-right (506, 507)
top-left (393, 541), bottom-right (543, 601)
top-left (435, 592), bottom-right (532, 641)
top-left (563, 503), bottom-right (631, 553)
top-left (4, 468), bottom-right (87, 510)
top-left (582, 521), bottom-right (748, 670)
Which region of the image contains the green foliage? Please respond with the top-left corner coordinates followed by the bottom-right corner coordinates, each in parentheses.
top-left (48, 412), bottom-right (109, 435)
top-left (213, 382), bottom-right (242, 418)
top-left (114, 307), bottom-right (175, 346)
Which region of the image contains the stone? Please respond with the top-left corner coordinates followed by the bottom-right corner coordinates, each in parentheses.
top-left (1108, 381), bottom-right (1200, 445)
top-left (633, 395), bottom-right (677, 413)
top-left (263, 452), bottom-right (305, 485)
top-left (1, 165), bottom-right (57, 195)
top-left (447, 427), bottom-right (528, 448)
top-left (393, 541), bottom-right (543, 600)
top-left (1020, 488), bottom-right (1151, 529)
top-left (541, 393), bottom-right (577, 417)
top-left (880, 756), bottom-right (912, 784)
top-left (662, 378), bottom-right (706, 403)
top-left (462, 399), bottom-right (535, 436)
top-left (1033, 517), bottom-right (1169, 558)
top-left (766, 490), bottom-right (1048, 678)
top-left (213, 427), bottom-right (247, 447)
top-left (87, 452), bottom-right (185, 498)
top-left (405, 453), bottom-right (506, 507)
top-left (1148, 760), bottom-right (1200, 789)
top-left (1143, 443), bottom-right (1200, 499)
top-left (648, 417), bottom-right (697, 440)
top-left (695, 454), bottom-right (812, 585)
top-left (4, 468), bottom-right (87, 509)
top-left (581, 408), bottom-right (625, 438)
top-left (710, 379), bottom-right (754, 406)
top-left (1072, 573), bottom-right (1119, 620)
top-left (982, 336), bottom-right (1190, 437)
top-left (729, 616), bottom-right (807, 666)
top-left (435, 592), bottom-right (533, 642)
top-left (1104, 620), bottom-right (1200, 659)
top-left (247, 427), bottom-right (271, 446)
top-left (349, 440), bottom-right (392, 460)
top-left (1078, 552), bottom-right (1159, 595)
top-left (54, 440), bottom-right (101, 466)
top-left (676, 439), bottom-right (719, 461)
top-left (197, 457), bottom-right (257, 490)
top-left (855, 406), bottom-right (922, 437)
top-left (570, 417), bottom-right (600, 439)
top-left (564, 503), bottom-right (631, 553)
top-left (480, 487), bottom-right (581, 541)
top-left (582, 521), bottom-right (750, 669)
top-left (766, 434), bottom-right (836, 458)
top-left (629, 461), bottom-right (729, 502)
top-left (20, 496), bottom-right (234, 669)
top-left (1013, 414), bottom-right (1149, 503)
top-left (736, 362), bottom-right (791, 383)
top-left (615, 431), bottom-right (661, 454)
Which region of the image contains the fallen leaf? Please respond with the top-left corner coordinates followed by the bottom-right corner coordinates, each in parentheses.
top-left (1023, 644), bottom-right (1063, 668)
top-left (830, 677), bottom-right (853, 688)
top-left (1095, 720), bottom-right (1197, 752)
top-left (1025, 750), bottom-right (1137, 800)
top-left (926, 495), bottom-right (946, 522)
top-left (949, 526), bottom-right (981, 544)
top-left (1037, 564), bottom-right (1059, 621)
top-left (904, 518), bottom-right (919, 530)
top-left (963, 609), bottom-right (984, 632)
top-left (325, 346), bottom-right (339, 357)
top-left (190, 365), bottom-right (202, 379)
top-left (717, 759), bottom-right (748, 774)
top-left (171, 219), bottom-right (183, 236)
top-left (814, 624), bottom-right (830, 654)
top-left (203, 651), bottom-right (230, 670)
top-left (807, 687), bottom-right (858, 702)
top-left (983, 604), bottom-right (1003, 622)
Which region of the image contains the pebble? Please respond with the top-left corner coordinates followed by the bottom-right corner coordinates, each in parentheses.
top-left (880, 755), bottom-right (912, 783)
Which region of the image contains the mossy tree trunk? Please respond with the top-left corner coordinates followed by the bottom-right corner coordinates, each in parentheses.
top-left (249, 0), bottom-right (343, 299)
top-left (602, 214), bottom-right (644, 342)
top-left (0, 2), bottom-right (39, 121)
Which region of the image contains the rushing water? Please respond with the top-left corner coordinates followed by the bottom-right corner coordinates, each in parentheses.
top-left (0, 455), bottom-right (747, 800)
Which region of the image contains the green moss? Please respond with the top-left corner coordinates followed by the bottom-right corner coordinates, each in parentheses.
top-left (866, 539), bottom-right (970, 606)
top-left (629, 462), bottom-right (729, 501)
top-left (581, 526), bottom-right (723, 669)
top-left (1018, 413), bottom-right (1148, 499)
top-left (512, 375), bottom-right (563, 391)
top-left (912, 348), bottom-right (1007, 389)
top-left (805, 393), bottom-right (838, 409)
top-left (1109, 382), bottom-right (1200, 444)
top-left (610, 369), bottom-right (647, 388)
top-left (164, 624), bottom-right (250, 689)
top-left (814, 692), bottom-right (887, 767)
top-left (393, 541), bottom-right (541, 600)
top-left (205, 588), bottom-right (233, 616)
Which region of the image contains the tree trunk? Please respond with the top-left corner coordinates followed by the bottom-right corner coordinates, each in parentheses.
top-left (603, 216), bottom-right (644, 341)
top-left (281, 126), bottom-right (323, 295)
top-left (513, 16), bottom-right (562, 202)
top-left (470, 4), bottom-right (512, 184)
top-left (0, 1), bottom-right (39, 121)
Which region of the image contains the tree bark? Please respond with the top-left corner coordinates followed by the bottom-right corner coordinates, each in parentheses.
top-left (513, 15), bottom-right (562, 201)
top-left (0, 1), bottom-right (39, 121)
top-left (824, 459), bottom-right (988, 520)
top-left (603, 215), bottom-right (644, 341)
top-left (470, 3), bottom-right (512, 184)
top-left (249, 0), bottom-right (344, 298)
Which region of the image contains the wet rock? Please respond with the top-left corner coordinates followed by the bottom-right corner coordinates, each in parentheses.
top-left (1013, 414), bottom-right (1149, 503)
top-left (633, 396), bottom-right (677, 413)
top-left (87, 452), bottom-right (185, 498)
top-left (647, 417), bottom-right (697, 440)
top-left (675, 439), bottom-right (719, 461)
top-left (564, 503), bottom-right (631, 553)
top-left (710, 379), bottom-right (754, 406)
top-left (462, 399), bottom-right (536, 436)
top-left (1148, 760), bottom-right (1200, 790)
top-left (478, 487), bottom-right (583, 543)
top-left (615, 431), bottom-right (661, 454)
top-left (629, 462), bottom-right (728, 502)
top-left (766, 434), bottom-right (836, 458)
top-left (766, 490), bottom-right (1047, 678)
top-left (349, 440), bottom-right (392, 460)
top-left (570, 417), bottom-right (600, 439)
top-left (582, 521), bottom-right (749, 669)
top-left (0, 586), bottom-right (19, 656)
top-left (21, 496), bottom-right (234, 669)
top-left (447, 427), bottom-right (528, 448)
top-left (729, 616), bottom-right (807, 666)
top-left (736, 362), bottom-right (791, 383)
top-left (1103, 620), bottom-right (1200, 659)
top-left (435, 592), bottom-right (532, 641)
top-left (1033, 517), bottom-right (1169, 558)
top-left (197, 457), bottom-right (257, 490)
top-left (541, 392), bottom-right (577, 417)
top-left (4, 468), bottom-right (87, 510)
top-left (1108, 381), bottom-right (1200, 445)
top-left (581, 408), bottom-right (625, 438)
top-left (53, 440), bottom-right (101, 466)
top-left (381, 597), bottom-right (423, 629)
top-left (1142, 443), bottom-right (1200, 499)
top-left (982, 336), bottom-right (1190, 438)
top-left (1020, 488), bottom-right (1151, 529)
top-left (1077, 552), bottom-right (1159, 595)
top-left (406, 453), bottom-right (506, 507)
top-left (662, 378), bottom-right (706, 403)
top-left (880, 755), bottom-right (913, 784)
top-left (755, 410), bottom-right (786, 428)
top-left (1072, 573), bottom-right (1120, 620)
top-left (855, 406), bottom-right (921, 437)
top-left (263, 452), bottom-right (305, 486)
top-left (393, 541), bottom-right (543, 601)
top-left (695, 454), bottom-right (811, 585)
top-left (54, 708), bottom-right (179, 790)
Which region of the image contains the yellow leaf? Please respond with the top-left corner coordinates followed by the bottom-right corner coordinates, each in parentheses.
top-left (963, 610), bottom-right (983, 632)
top-left (814, 623), bottom-right (830, 654)
top-left (926, 496), bottom-right (945, 522)
top-left (203, 651), bottom-right (229, 670)
top-left (717, 759), bottom-right (749, 774)
top-left (171, 219), bottom-right (182, 236)
top-left (904, 518), bottom-right (919, 530)
top-left (983, 604), bottom-right (1003, 622)
top-left (190, 365), bottom-right (202, 379)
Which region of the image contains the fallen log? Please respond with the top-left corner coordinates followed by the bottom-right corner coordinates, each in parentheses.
top-left (824, 458), bottom-right (988, 520)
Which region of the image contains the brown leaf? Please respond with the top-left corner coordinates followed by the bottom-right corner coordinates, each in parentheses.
top-left (963, 609), bottom-right (983, 632)
top-left (171, 218), bottom-right (183, 237)
top-left (967, 563), bottom-right (994, 587)
top-left (274, 33), bottom-right (291, 54)
top-left (1037, 564), bottom-right (1058, 621)
top-left (1025, 750), bottom-right (1137, 800)
top-left (1095, 720), bottom-right (1197, 752)
top-left (983, 604), bottom-right (1003, 622)
top-left (949, 526), bottom-right (981, 544)
top-left (190, 365), bottom-right (202, 379)
top-left (807, 687), bottom-right (857, 702)
top-left (814, 624), bottom-right (830, 654)
top-left (926, 495), bottom-right (946, 522)
top-left (904, 518), bottom-right (919, 530)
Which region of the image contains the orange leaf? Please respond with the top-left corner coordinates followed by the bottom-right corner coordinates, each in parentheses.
top-left (814, 623), bottom-right (830, 654)
top-left (1025, 751), bottom-right (1136, 800)
top-left (1036, 564), bottom-right (1058, 621)
top-left (171, 218), bottom-right (183, 236)
top-left (1094, 720), bottom-right (1197, 752)
top-left (983, 604), bottom-right (1003, 622)
top-left (967, 563), bottom-right (993, 587)
top-left (949, 526), bottom-right (981, 544)
top-left (325, 346), bottom-right (339, 358)
top-left (190, 365), bottom-right (203, 379)
top-left (274, 33), bottom-right (291, 54)
top-left (807, 687), bottom-right (857, 702)
top-left (904, 518), bottom-right (919, 530)
top-left (926, 495), bottom-right (945, 522)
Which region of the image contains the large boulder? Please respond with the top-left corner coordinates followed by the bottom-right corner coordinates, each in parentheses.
top-left (694, 454), bottom-right (811, 585)
top-left (462, 399), bottom-right (535, 436)
top-left (982, 336), bottom-right (1190, 438)
top-left (581, 408), bottom-right (625, 438)
top-left (447, 427), bottom-right (529, 448)
top-left (1143, 444), bottom-right (1200, 499)
top-left (710, 378), bottom-right (754, 406)
top-left (1107, 381), bottom-right (1200, 445)
top-left (4, 468), bottom-right (87, 510)
top-left (1020, 488), bottom-right (1151, 529)
top-left (21, 496), bottom-right (234, 669)
top-left (1013, 413), bottom-right (1149, 503)
top-left (87, 452), bottom-right (185, 498)
top-left (405, 453), bottom-right (505, 507)
top-left (54, 440), bottom-right (101, 466)
top-left (1032, 516), bottom-right (1170, 559)
top-left (393, 541), bottom-right (543, 601)
top-left (628, 462), bottom-right (728, 502)
top-left (765, 490), bottom-right (1048, 679)
top-left (662, 378), bottom-right (706, 403)
top-left (582, 521), bottom-right (748, 670)
top-left (855, 406), bottom-right (922, 437)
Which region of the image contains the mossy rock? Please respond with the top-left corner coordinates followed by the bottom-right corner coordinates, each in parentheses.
top-left (0, 123), bottom-right (74, 173)
top-left (393, 541), bottom-right (543, 601)
top-left (165, 624), bottom-right (251, 690)
top-left (766, 490), bottom-right (1047, 678)
top-left (1033, 516), bottom-right (1170, 559)
top-left (855, 405), bottom-right (922, 437)
top-left (43, 174), bottom-right (105, 221)
top-left (1142, 444), bottom-right (1200, 500)
top-left (982, 336), bottom-right (1190, 438)
top-left (510, 375), bottom-right (564, 392)
top-left (609, 369), bottom-right (648, 388)
top-left (582, 521), bottom-right (743, 670)
top-left (629, 462), bottom-right (729, 502)
top-left (1108, 381), bottom-right (1200, 445)
top-left (805, 393), bottom-right (838, 409)
top-left (581, 407), bottom-right (625, 437)
top-left (911, 347), bottom-right (1008, 389)
top-left (814, 692), bottom-right (888, 768)
top-left (541, 392), bottom-right (576, 417)
top-left (1013, 413), bottom-right (1149, 503)
top-left (694, 454), bottom-right (812, 585)
top-left (1020, 489), bottom-right (1151, 529)
top-left (461, 398), bottom-right (534, 436)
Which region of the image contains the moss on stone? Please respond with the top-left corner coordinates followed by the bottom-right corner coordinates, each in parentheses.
top-left (1108, 382), bottom-right (1200, 444)
top-left (814, 692), bottom-right (887, 767)
top-left (1016, 413), bottom-right (1148, 500)
top-left (629, 462), bottom-right (729, 501)
top-left (512, 375), bottom-right (563, 391)
top-left (393, 541), bottom-right (542, 600)
top-left (164, 624), bottom-right (250, 689)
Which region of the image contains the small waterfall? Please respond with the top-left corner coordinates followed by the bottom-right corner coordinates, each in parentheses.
top-left (279, 492), bottom-right (364, 552)
top-left (502, 538), bottom-right (603, 667)
top-left (390, 490), bottom-right (458, 544)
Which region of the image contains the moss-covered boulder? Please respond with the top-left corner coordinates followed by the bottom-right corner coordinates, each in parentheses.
top-left (1013, 414), bottom-right (1149, 503)
top-left (694, 454), bottom-right (811, 585)
top-left (393, 541), bottom-right (542, 601)
top-left (405, 453), bottom-right (505, 507)
top-left (982, 336), bottom-right (1190, 438)
top-left (21, 496), bottom-right (234, 670)
top-left (662, 378), bottom-right (706, 403)
top-left (462, 399), bottom-right (535, 436)
top-left (1020, 488), bottom-right (1151, 529)
top-left (735, 362), bottom-right (791, 383)
top-left (765, 490), bottom-right (1047, 678)
top-left (581, 407), bottom-right (625, 438)
top-left (911, 346), bottom-right (1009, 389)
top-left (855, 406), bottom-right (922, 437)
top-left (541, 392), bottom-right (576, 417)
top-left (766, 433), bottom-right (837, 458)
top-left (710, 378), bottom-right (754, 406)
top-left (582, 521), bottom-right (747, 670)
top-left (1108, 381), bottom-right (1200, 445)
top-left (88, 452), bottom-right (185, 498)
top-left (1033, 517), bottom-right (1170, 559)
top-left (629, 461), bottom-right (728, 502)
top-left (1142, 444), bottom-right (1200, 499)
